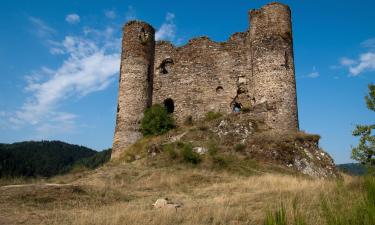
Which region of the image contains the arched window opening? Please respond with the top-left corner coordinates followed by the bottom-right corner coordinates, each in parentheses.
top-left (163, 98), bottom-right (175, 113)
top-left (159, 58), bottom-right (174, 74)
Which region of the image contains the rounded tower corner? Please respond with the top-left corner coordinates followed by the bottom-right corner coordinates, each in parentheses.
top-left (112, 20), bottom-right (156, 160)
top-left (249, 3), bottom-right (299, 131)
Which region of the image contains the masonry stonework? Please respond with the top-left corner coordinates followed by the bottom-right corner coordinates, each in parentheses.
top-left (112, 21), bottom-right (155, 159)
top-left (112, 2), bottom-right (299, 159)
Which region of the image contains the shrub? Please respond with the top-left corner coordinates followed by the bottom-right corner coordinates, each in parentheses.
top-left (163, 144), bottom-right (178, 160)
top-left (212, 155), bottom-right (228, 169)
top-left (181, 143), bottom-right (201, 165)
top-left (205, 111), bottom-right (223, 121)
top-left (198, 125), bottom-right (208, 131)
top-left (141, 104), bottom-right (175, 136)
top-left (208, 141), bottom-right (219, 156)
top-left (184, 115), bottom-right (194, 126)
top-left (241, 107), bottom-right (251, 113)
top-left (234, 143), bottom-right (246, 152)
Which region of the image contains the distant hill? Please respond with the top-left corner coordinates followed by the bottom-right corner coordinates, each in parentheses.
top-left (0, 141), bottom-right (111, 178)
top-left (337, 163), bottom-right (367, 176)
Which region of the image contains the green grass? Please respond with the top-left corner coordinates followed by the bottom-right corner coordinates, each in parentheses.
top-left (264, 204), bottom-right (287, 225)
top-left (264, 176), bottom-right (375, 225)
top-left (204, 111), bottom-right (223, 121)
top-left (320, 176), bottom-right (375, 225)
top-left (181, 143), bottom-right (201, 165)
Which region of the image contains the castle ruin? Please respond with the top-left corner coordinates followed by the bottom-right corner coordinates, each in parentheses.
top-left (112, 2), bottom-right (299, 159)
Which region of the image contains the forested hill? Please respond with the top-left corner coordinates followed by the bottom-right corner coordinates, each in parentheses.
top-left (337, 163), bottom-right (367, 176)
top-left (0, 141), bottom-right (110, 178)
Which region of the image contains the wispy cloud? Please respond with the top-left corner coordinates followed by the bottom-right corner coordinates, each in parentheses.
top-left (125, 6), bottom-right (136, 21)
top-left (29, 17), bottom-right (56, 38)
top-left (361, 38), bottom-right (375, 49)
top-left (8, 20), bottom-right (121, 137)
top-left (307, 71), bottom-right (319, 78)
top-left (155, 13), bottom-right (176, 42)
top-left (6, 8), bottom-right (181, 137)
top-left (339, 38), bottom-right (375, 76)
top-left (340, 57), bottom-right (357, 67)
top-left (65, 14), bottom-right (80, 24)
top-left (299, 66), bottom-right (320, 79)
top-left (105, 10), bottom-right (116, 19)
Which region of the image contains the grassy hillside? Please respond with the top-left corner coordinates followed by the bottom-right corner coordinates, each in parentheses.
top-left (0, 113), bottom-right (372, 225)
top-left (0, 141), bottom-right (110, 178)
top-left (0, 160), bottom-right (373, 225)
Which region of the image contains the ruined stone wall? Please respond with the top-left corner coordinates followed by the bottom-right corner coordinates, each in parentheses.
top-left (153, 32), bottom-right (249, 124)
top-left (112, 2), bottom-right (299, 159)
top-left (112, 21), bottom-right (155, 159)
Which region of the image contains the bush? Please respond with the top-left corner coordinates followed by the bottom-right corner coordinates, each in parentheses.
top-left (163, 144), bottom-right (178, 159)
top-left (241, 107), bottom-right (251, 113)
top-left (184, 115), bottom-right (194, 126)
top-left (141, 104), bottom-right (175, 136)
top-left (234, 143), bottom-right (246, 152)
top-left (205, 111), bottom-right (223, 121)
top-left (212, 155), bottom-right (228, 168)
top-left (208, 141), bottom-right (219, 156)
top-left (181, 143), bottom-right (201, 165)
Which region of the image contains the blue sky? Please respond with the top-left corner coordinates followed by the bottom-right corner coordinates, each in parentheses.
top-left (0, 0), bottom-right (374, 164)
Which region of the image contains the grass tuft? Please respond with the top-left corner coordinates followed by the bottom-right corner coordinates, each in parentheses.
top-left (204, 111), bottom-right (223, 121)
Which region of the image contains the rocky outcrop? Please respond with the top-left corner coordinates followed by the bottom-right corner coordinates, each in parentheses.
top-left (208, 113), bottom-right (339, 178)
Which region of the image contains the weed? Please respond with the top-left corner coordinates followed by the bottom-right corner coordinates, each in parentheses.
top-left (205, 111), bottom-right (223, 121)
top-left (234, 143), bottom-right (246, 152)
top-left (181, 143), bottom-right (201, 165)
top-left (184, 115), bottom-right (194, 126)
top-left (264, 204), bottom-right (287, 225)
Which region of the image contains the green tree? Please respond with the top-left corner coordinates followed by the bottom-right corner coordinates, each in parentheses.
top-left (352, 84), bottom-right (375, 170)
top-left (141, 104), bottom-right (175, 136)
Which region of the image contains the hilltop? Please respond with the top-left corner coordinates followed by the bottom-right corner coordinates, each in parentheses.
top-left (0, 112), bottom-right (363, 225)
top-left (0, 141), bottom-right (111, 178)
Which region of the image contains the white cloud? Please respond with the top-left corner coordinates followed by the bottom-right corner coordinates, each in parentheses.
top-left (339, 38), bottom-right (375, 76)
top-left (29, 17), bottom-right (56, 38)
top-left (340, 57), bottom-right (357, 66)
top-left (8, 25), bottom-right (121, 136)
top-left (105, 10), bottom-right (116, 19)
top-left (155, 13), bottom-right (176, 41)
top-left (347, 52), bottom-right (375, 76)
top-left (65, 14), bottom-right (80, 24)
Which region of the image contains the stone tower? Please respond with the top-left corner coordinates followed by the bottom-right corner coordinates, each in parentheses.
top-left (249, 3), bottom-right (299, 130)
top-left (112, 2), bottom-right (299, 160)
top-left (112, 21), bottom-right (155, 159)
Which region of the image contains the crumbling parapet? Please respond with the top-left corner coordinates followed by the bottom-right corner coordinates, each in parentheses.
top-left (112, 2), bottom-right (300, 160)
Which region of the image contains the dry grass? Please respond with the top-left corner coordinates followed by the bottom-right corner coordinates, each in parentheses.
top-left (0, 160), bottom-right (364, 225)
